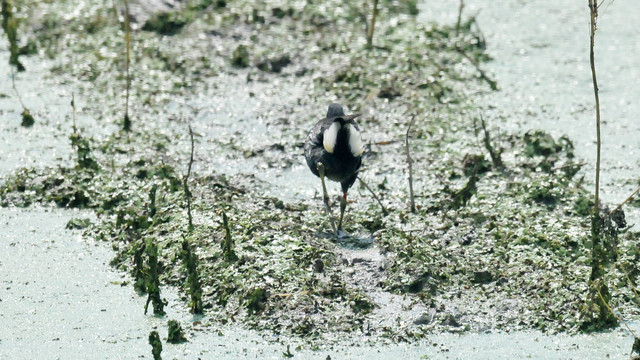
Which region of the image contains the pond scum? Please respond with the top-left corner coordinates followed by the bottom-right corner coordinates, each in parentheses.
top-left (1, 0), bottom-right (640, 345)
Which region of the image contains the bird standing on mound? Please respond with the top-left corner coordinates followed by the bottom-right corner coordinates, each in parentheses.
top-left (305, 103), bottom-right (364, 235)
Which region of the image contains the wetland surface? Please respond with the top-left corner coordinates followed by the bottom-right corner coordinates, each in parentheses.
top-left (1, 0), bottom-right (639, 358)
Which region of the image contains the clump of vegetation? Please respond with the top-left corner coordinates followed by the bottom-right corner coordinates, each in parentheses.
top-left (231, 44), bottom-right (249, 68)
top-left (581, 208), bottom-right (625, 331)
top-left (20, 109), bottom-right (34, 127)
top-left (181, 238), bottom-right (204, 314)
top-left (65, 217), bottom-right (91, 230)
top-left (132, 241), bottom-right (147, 293)
top-left (69, 133), bottom-right (100, 171)
top-left (143, 11), bottom-right (187, 35)
top-left (245, 287), bottom-right (268, 315)
top-left (144, 238), bottom-right (166, 316)
top-left (148, 330), bottom-right (163, 360)
top-left (1, 0), bottom-right (25, 71)
top-left (221, 210), bottom-right (238, 262)
top-left (167, 319), bottom-right (187, 343)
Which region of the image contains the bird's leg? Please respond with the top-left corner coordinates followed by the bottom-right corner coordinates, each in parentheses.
top-left (338, 191), bottom-right (347, 231)
top-left (317, 163), bottom-right (337, 234)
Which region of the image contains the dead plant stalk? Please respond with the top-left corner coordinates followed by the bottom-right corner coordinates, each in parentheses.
top-left (406, 115), bottom-right (416, 213)
top-left (366, 0), bottom-right (379, 49)
top-left (589, 0), bottom-right (601, 210)
top-left (123, 0), bottom-right (131, 131)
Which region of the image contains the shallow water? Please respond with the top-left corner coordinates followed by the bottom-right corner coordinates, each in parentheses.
top-left (2, 0), bottom-right (640, 359)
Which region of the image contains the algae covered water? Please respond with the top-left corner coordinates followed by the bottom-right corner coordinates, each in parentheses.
top-left (1, 0), bottom-right (640, 358)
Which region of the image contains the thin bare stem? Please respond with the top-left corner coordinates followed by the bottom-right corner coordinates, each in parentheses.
top-left (123, 0), bottom-right (131, 131)
top-left (617, 262), bottom-right (640, 304)
top-left (455, 0), bottom-right (464, 36)
top-left (366, 0), bottom-right (379, 49)
top-left (589, 0), bottom-right (601, 210)
top-left (479, 114), bottom-right (504, 169)
top-left (609, 184), bottom-right (640, 215)
top-left (405, 115), bottom-right (416, 213)
top-left (185, 125), bottom-right (195, 232)
top-left (455, 44), bottom-right (497, 90)
top-left (10, 67), bottom-right (25, 110)
top-left (71, 92), bottom-right (77, 134)
top-left (357, 176), bottom-right (388, 217)
top-left (187, 125), bottom-right (194, 180)
top-left (551, 162), bottom-right (587, 171)
top-left (594, 284), bottom-right (636, 339)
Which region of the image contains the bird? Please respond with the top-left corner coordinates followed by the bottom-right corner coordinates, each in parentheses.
top-left (305, 103), bottom-right (364, 235)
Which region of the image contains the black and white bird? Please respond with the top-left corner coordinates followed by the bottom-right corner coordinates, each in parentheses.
top-left (305, 103), bottom-right (364, 234)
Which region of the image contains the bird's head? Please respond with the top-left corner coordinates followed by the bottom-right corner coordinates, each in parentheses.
top-left (326, 103), bottom-right (345, 118)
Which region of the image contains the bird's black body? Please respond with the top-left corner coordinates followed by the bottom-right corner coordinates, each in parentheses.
top-left (305, 103), bottom-right (363, 233)
top-left (304, 105), bottom-right (363, 193)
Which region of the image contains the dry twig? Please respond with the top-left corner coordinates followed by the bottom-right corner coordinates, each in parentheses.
top-left (405, 115), bottom-right (416, 213)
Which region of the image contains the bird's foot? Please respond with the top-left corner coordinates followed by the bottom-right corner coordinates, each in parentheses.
top-left (336, 229), bottom-right (351, 240)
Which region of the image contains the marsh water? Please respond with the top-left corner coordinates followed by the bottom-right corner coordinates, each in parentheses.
top-left (2, 0), bottom-right (640, 359)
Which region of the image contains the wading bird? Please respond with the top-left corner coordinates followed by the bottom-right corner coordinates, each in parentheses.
top-left (305, 103), bottom-right (364, 235)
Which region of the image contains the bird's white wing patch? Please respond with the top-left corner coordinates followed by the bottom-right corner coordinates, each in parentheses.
top-left (323, 122), bottom-right (340, 154)
top-left (346, 124), bottom-right (364, 157)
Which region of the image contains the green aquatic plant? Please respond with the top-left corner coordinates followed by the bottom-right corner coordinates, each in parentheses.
top-left (133, 240), bottom-right (146, 293)
top-left (181, 237), bottom-right (203, 314)
top-left (20, 109), bottom-right (34, 127)
top-left (245, 287), bottom-right (267, 315)
top-left (148, 330), bottom-right (162, 360)
top-left (167, 319), bottom-right (187, 343)
top-left (221, 210), bottom-right (237, 262)
top-left (1, 0), bottom-right (24, 71)
top-left (142, 11), bottom-right (187, 35)
top-left (144, 237), bottom-right (166, 316)
top-left (231, 44), bottom-right (249, 68)
top-left (69, 133), bottom-right (100, 171)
